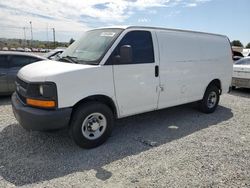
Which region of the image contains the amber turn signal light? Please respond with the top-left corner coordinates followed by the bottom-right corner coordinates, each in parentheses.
top-left (26, 98), bottom-right (56, 108)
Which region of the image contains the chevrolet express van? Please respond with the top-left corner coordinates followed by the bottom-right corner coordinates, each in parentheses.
top-left (12, 26), bottom-right (233, 148)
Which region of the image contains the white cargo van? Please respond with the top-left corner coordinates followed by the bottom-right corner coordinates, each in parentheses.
top-left (12, 26), bottom-right (233, 148)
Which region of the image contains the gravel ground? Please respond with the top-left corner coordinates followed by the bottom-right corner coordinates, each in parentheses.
top-left (0, 89), bottom-right (250, 188)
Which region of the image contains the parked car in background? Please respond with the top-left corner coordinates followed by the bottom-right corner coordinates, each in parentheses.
top-left (44, 48), bottom-right (65, 60)
top-left (40, 48), bottom-right (46, 53)
top-left (0, 51), bottom-right (46, 95)
top-left (16, 47), bottom-right (25, 52)
top-left (10, 48), bottom-right (16, 51)
top-left (242, 49), bottom-right (250, 57)
top-left (233, 51), bottom-right (244, 61)
top-left (31, 48), bottom-right (39, 52)
top-left (2, 47), bottom-right (8, 51)
top-left (232, 57), bottom-right (250, 89)
top-left (24, 48), bottom-right (32, 52)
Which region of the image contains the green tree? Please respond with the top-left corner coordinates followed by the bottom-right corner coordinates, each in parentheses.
top-left (69, 38), bottom-right (75, 45)
top-left (38, 44), bottom-right (46, 49)
top-left (231, 40), bottom-right (243, 47)
top-left (246, 43), bottom-right (250, 48)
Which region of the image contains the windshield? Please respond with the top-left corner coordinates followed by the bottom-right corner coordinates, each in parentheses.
top-left (60, 29), bottom-right (123, 64)
top-left (235, 58), bottom-right (250, 65)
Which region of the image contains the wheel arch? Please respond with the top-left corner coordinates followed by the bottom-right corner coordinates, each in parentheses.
top-left (72, 94), bottom-right (118, 118)
top-left (206, 79), bottom-right (222, 95)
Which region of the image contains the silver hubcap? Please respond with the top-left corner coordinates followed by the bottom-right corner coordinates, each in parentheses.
top-left (207, 91), bottom-right (217, 109)
top-left (81, 113), bottom-right (107, 140)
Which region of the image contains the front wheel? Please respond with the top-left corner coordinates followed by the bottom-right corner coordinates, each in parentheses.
top-left (198, 85), bottom-right (220, 114)
top-left (70, 102), bottom-right (114, 148)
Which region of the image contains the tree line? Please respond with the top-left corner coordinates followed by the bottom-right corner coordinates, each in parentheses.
top-left (231, 40), bottom-right (250, 48)
top-left (0, 38), bottom-right (75, 49)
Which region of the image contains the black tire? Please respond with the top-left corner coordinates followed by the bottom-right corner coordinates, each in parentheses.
top-left (70, 102), bottom-right (114, 149)
top-left (232, 86), bottom-right (236, 90)
top-left (198, 85), bottom-right (220, 114)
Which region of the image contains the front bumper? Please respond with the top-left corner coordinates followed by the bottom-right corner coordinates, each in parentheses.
top-left (232, 77), bottom-right (250, 89)
top-left (11, 92), bottom-right (72, 131)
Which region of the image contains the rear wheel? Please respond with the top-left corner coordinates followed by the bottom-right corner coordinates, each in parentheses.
top-left (198, 85), bottom-right (220, 113)
top-left (70, 102), bottom-right (114, 148)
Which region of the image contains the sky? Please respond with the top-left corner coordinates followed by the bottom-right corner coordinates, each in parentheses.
top-left (0, 0), bottom-right (249, 46)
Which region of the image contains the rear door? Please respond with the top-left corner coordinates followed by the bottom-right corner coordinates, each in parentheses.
top-left (110, 30), bottom-right (160, 117)
top-left (0, 55), bottom-right (9, 93)
top-left (8, 55), bottom-right (41, 92)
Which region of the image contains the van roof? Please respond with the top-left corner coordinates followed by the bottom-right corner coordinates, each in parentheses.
top-left (96, 25), bottom-right (227, 38)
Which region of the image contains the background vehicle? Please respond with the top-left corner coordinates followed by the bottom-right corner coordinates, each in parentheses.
top-left (31, 48), bottom-right (39, 52)
top-left (16, 47), bottom-right (25, 52)
top-left (233, 51), bottom-right (244, 61)
top-left (232, 57), bottom-right (250, 89)
top-left (0, 51), bottom-right (46, 95)
top-left (44, 48), bottom-right (65, 60)
top-left (242, 49), bottom-right (250, 57)
top-left (24, 48), bottom-right (32, 52)
top-left (12, 26), bottom-right (233, 148)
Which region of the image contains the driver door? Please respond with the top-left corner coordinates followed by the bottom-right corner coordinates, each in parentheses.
top-left (110, 30), bottom-right (160, 117)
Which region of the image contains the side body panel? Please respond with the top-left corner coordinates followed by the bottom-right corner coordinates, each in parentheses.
top-left (156, 30), bottom-right (232, 109)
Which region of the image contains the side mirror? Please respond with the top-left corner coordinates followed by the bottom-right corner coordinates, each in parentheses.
top-left (113, 45), bottom-right (133, 64)
top-left (120, 45), bottom-right (132, 64)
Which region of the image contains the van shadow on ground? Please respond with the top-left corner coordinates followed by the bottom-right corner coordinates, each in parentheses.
top-left (0, 104), bottom-right (233, 186)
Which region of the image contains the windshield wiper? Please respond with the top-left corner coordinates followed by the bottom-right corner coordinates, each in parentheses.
top-left (59, 56), bottom-right (78, 64)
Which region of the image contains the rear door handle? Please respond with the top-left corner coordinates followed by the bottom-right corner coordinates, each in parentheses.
top-left (155, 65), bottom-right (159, 77)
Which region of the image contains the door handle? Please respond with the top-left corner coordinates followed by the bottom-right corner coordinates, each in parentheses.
top-left (155, 65), bottom-right (159, 77)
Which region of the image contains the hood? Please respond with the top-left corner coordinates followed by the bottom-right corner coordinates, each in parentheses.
top-left (18, 60), bottom-right (95, 82)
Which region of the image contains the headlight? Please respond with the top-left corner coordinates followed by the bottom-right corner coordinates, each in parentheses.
top-left (39, 85), bottom-right (44, 96)
top-left (26, 82), bottom-right (57, 108)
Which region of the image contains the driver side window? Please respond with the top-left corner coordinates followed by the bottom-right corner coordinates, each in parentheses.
top-left (108, 30), bottom-right (155, 65)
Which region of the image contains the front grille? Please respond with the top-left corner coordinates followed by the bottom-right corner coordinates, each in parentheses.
top-left (16, 77), bottom-right (28, 89)
top-left (17, 92), bottom-right (26, 104)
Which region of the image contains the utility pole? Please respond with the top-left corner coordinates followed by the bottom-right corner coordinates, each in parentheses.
top-left (46, 23), bottom-right (49, 42)
top-left (52, 28), bottom-right (56, 49)
top-left (30, 21), bottom-right (33, 48)
top-left (23, 27), bottom-right (26, 48)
